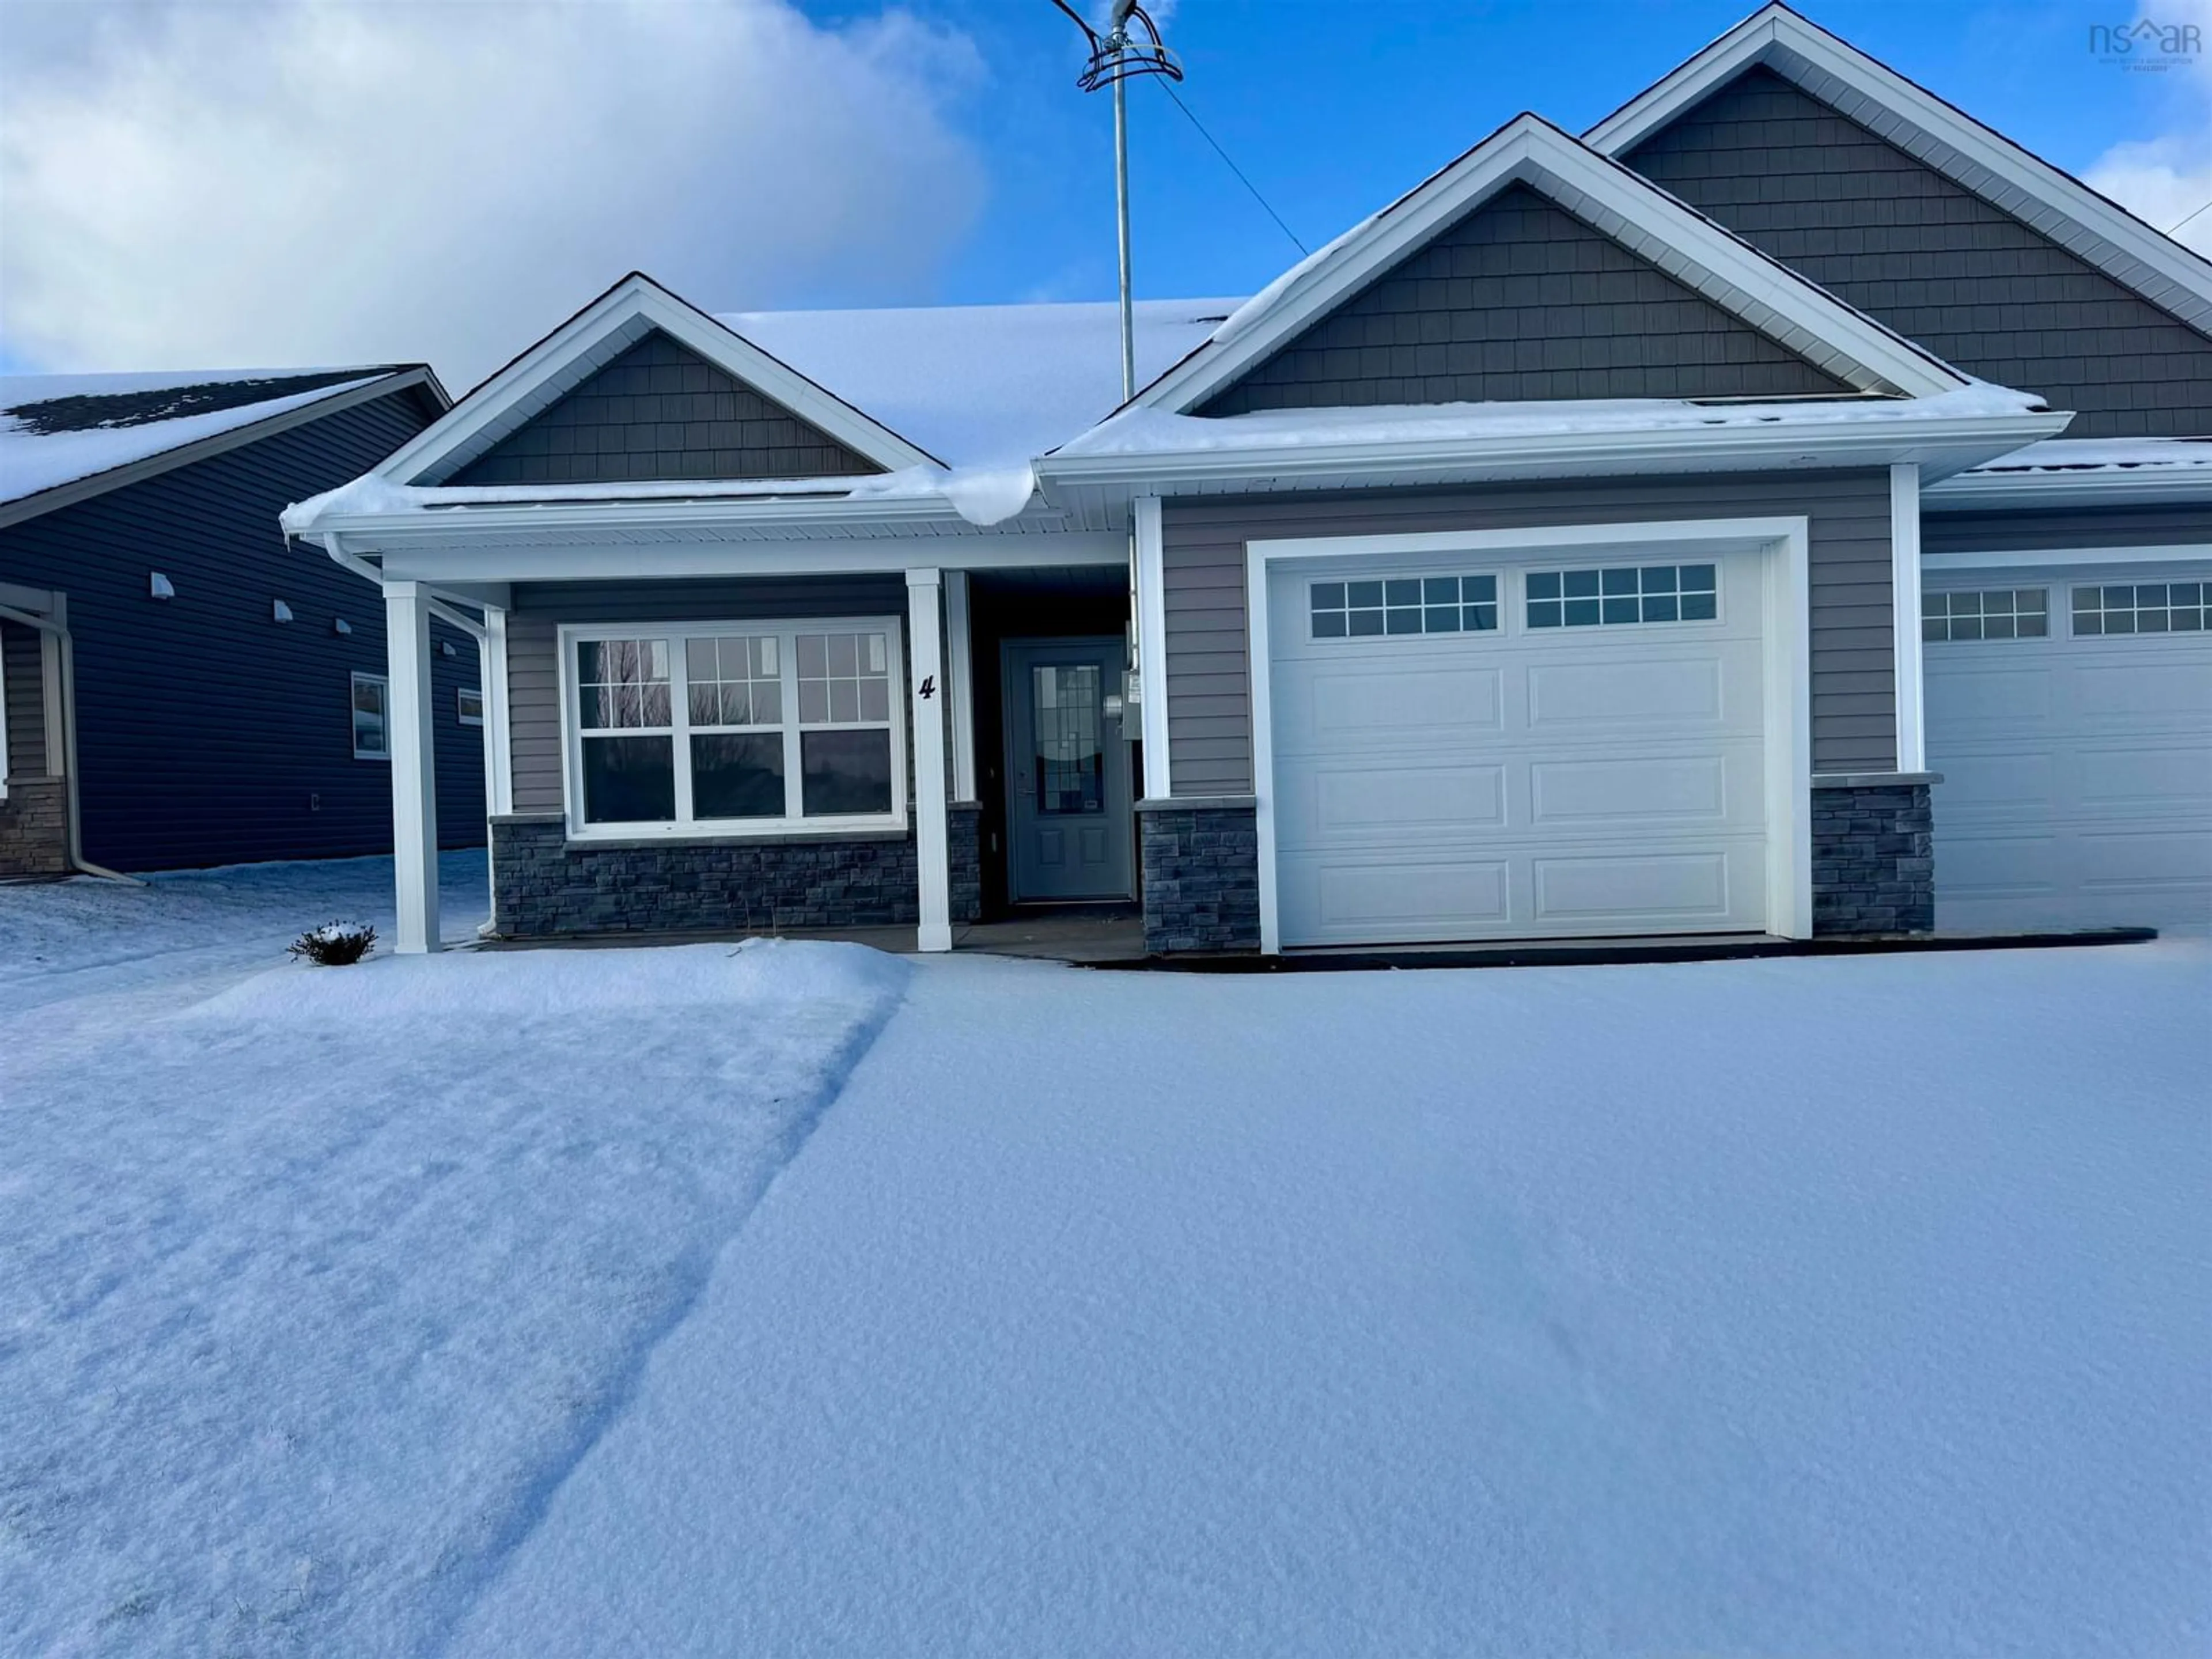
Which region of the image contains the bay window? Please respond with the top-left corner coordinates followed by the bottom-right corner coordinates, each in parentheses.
top-left (563, 619), bottom-right (904, 837)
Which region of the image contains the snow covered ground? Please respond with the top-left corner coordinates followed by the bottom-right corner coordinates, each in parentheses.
top-left (1, 862), bottom-right (2205, 1656)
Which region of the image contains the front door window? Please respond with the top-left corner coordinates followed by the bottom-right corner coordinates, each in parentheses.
top-left (1033, 664), bottom-right (1104, 815)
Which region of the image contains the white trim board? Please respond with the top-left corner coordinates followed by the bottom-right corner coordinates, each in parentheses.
top-left (1889, 463), bottom-right (1925, 773)
top-left (1242, 516), bottom-right (1813, 954)
top-left (373, 273), bottom-right (938, 489)
top-left (1922, 543), bottom-right (2212, 571)
top-left (1132, 113), bottom-right (1969, 416)
top-left (1584, 3), bottom-right (2212, 338)
top-left (1132, 496), bottom-right (1171, 798)
top-left (368, 533), bottom-right (1130, 586)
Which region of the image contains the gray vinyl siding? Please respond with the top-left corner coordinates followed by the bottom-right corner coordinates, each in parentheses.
top-left (0, 387), bottom-right (485, 870)
top-left (450, 331), bottom-right (882, 486)
top-left (1163, 469), bottom-right (1895, 794)
top-left (1622, 68), bottom-right (2212, 438)
top-left (1196, 182), bottom-right (1848, 415)
top-left (506, 577), bottom-right (910, 815)
top-left (1922, 502), bottom-right (2212, 555)
top-left (2, 622), bottom-right (46, 777)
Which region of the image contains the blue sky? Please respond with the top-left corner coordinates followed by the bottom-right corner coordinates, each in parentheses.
top-left (2, 0), bottom-right (2204, 385)
top-left (900, 0), bottom-right (2210, 311)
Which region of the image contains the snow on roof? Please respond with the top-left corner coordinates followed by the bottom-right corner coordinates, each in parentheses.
top-left (1, 368), bottom-right (398, 509)
top-left (1958, 437), bottom-right (2212, 475)
top-left (713, 298), bottom-right (1242, 468)
top-left (1051, 382), bottom-right (2054, 461)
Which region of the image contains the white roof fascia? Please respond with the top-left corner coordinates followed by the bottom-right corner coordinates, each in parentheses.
top-left (370, 274), bottom-right (941, 488)
top-left (0, 369), bottom-right (440, 532)
top-left (1925, 465), bottom-right (2212, 510)
top-left (1039, 406), bottom-right (2070, 497)
top-left (1584, 3), bottom-right (2212, 336)
top-left (1133, 115), bottom-right (1969, 415)
top-left (305, 490), bottom-right (1066, 551)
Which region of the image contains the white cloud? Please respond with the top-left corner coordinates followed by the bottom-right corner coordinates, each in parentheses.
top-left (0, 0), bottom-right (988, 388)
top-left (2083, 0), bottom-right (2212, 255)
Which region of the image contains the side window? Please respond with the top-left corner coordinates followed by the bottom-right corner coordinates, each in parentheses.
top-left (1923, 589), bottom-right (2047, 642)
top-left (351, 673), bottom-right (389, 760)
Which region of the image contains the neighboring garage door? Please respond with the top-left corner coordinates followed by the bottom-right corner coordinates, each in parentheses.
top-left (1925, 563), bottom-right (2212, 934)
top-left (1266, 548), bottom-right (1770, 947)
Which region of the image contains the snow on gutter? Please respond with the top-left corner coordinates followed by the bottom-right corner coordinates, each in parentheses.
top-left (282, 459), bottom-right (1043, 542)
top-left (1926, 437), bottom-right (2212, 507)
top-left (1039, 385), bottom-right (2070, 490)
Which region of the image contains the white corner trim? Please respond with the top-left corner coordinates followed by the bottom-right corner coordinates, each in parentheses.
top-left (372, 274), bottom-right (939, 488)
top-left (382, 583), bottom-right (442, 955)
top-left (1132, 495), bottom-right (1171, 798)
top-left (906, 569), bottom-right (953, 953)
top-left (1890, 463), bottom-right (1926, 773)
top-left (481, 606), bottom-right (514, 818)
top-left (1138, 115), bottom-right (1965, 415)
top-left (943, 570), bottom-right (976, 802)
top-left (1922, 541), bottom-right (2212, 571)
top-left (1243, 516), bottom-right (1815, 953)
top-left (1584, 4), bottom-right (2212, 336)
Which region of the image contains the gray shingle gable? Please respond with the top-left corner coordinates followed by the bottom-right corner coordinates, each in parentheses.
top-left (1196, 181), bottom-right (1850, 416)
top-left (1621, 66), bottom-right (2212, 438)
top-left (452, 329), bottom-right (884, 486)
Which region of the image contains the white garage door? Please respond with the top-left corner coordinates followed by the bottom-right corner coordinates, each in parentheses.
top-left (1926, 565), bottom-right (2212, 934)
top-left (1267, 549), bottom-right (1769, 947)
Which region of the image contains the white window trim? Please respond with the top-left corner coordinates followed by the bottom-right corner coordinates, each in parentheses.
top-left (0, 625), bottom-right (10, 801)
top-left (457, 685), bottom-right (484, 726)
top-left (351, 671), bottom-right (391, 762)
top-left (557, 617), bottom-right (908, 843)
top-left (1245, 517), bottom-right (1813, 954)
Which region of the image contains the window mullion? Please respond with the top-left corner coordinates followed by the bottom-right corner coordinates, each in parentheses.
top-left (781, 627), bottom-right (804, 826)
top-left (669, 635), bottom-right (695, 825)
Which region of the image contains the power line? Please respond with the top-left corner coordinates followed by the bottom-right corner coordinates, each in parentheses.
top-left (2168, 197), bottom-right (2212, 236)
top-left (1154, 81), bottom-right (1309, 255)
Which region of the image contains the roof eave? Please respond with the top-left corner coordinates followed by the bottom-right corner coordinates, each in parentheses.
top-left (1037, 407), bottom-right (2071, 498)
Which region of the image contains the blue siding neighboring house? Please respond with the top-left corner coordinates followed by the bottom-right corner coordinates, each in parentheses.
top-left (0, 368), bottom-right (485, 874)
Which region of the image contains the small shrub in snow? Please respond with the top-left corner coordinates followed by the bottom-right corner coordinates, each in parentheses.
top-left (289, 921), bottom-right (377, 967)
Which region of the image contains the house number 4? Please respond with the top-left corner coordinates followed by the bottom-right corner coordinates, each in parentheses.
top-left (916, 675), bottom-right (936, 700)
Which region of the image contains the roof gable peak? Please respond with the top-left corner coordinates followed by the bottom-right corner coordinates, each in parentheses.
top-left (373, 272), bottom-right (938, 488)
top-left (1132, 111), bottom-right (1969, 415)
top-left (1585, 3), bottom-right (2212, 336)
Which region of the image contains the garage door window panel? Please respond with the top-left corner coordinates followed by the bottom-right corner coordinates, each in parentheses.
top-left (1925, 589), bottom-right (2047, 642)
top-left (1528, 564), bottom-right (1716, 629)
top-left (1311, 574), bottom-right (1497, 641)
top-left (2074, 583), bottom-right (2206, 636)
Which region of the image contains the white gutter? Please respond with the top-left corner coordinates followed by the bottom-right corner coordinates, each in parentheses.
top-left (1037, 408), bottom-right (2072, 494)
top-left (1926, 464), bottom-right (2212, 510)
top-left (294, 490), bottom-right (1056, 548)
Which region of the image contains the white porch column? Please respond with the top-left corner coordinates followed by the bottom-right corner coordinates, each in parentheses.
top-left (1889, 462), bottom-right (1926, 773)
top-left (906, 569), bottom-right (953, 953)
top-left (944, 570), bottom-right (977, 802)
top-left (480, 604), bottom-right (514, 818)
top-left (1132, 494), bottom-right (1171, 798)
top-left (385, 580), bottom-right (441, 954)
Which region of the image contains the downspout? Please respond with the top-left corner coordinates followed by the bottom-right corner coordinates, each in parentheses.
top-left (0, 599), bottom-right (141, 884)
